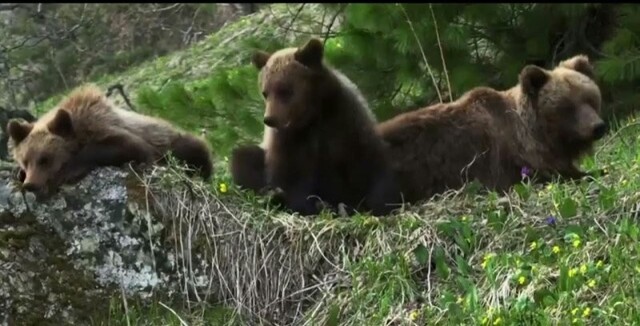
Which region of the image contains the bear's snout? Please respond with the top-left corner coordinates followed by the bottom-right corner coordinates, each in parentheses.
top-left (591, 121), bottom-right (608, 140)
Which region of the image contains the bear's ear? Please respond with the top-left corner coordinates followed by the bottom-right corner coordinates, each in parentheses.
top-left (519, 65), bottom-right (550, 97)
top-left (294, 38), bottom-right (324, 68)
top-left (558, 54), bottom-right (594, 79)
top-left (7, 119), bottom-right (33, 144)
top-left (252, 51), bottom-right (271, 70)
top-left (47, 109), bottom-right (74, 138)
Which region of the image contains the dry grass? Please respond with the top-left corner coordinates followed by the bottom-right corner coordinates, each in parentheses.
top-left (111, 123), bottom-right (620, 325)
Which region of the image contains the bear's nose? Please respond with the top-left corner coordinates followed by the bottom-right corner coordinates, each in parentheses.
top-left (592, 122), bottom-right (608, 140)
top-left (263, 116), bottom-right (278, 128)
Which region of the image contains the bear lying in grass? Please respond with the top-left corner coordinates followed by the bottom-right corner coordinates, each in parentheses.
top-left (7, 84), bottom-right (214, 197)
top-left (377, 55), bottom-right (608, 203)
top-left (231, 38), bottom-right (401, 216)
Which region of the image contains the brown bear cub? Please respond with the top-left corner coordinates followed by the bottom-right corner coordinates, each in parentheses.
top-left (7, 84), bottom-right (214, 196)
top-left (230, 38), bottom-right (401, 216)
top-left (378, 55), bottom-right (607, 203)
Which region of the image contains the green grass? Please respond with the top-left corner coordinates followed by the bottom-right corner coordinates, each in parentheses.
top-left (93, 114), bottom-right (640, 326)
top-left (25, 4), bottom-right (640, 326)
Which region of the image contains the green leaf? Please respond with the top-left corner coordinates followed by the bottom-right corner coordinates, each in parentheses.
top-left (533, 288), bottom-right (557, 306)
top-left (325, 304), bottom-right (341, 326)
top-left (513, 183), bottom-right (531, 201)
top-left (558, 197), bottom-right (578, 219)
top-left (598, 185), bottom-right (616, 211)
top-left (434, 247), bottom-right (451, 279)
top-left (413, 244), bottom-right (430, 266)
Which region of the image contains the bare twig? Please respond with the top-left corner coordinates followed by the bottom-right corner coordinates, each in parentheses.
top-left (120, 285), bottom-right (131, 326)
top-left (142, 3), bottom-right (182, 14)
top-left (429, 4), bottom-right (453, 102)
top-left (49, 49), bottom-right (68, 89)
top-left (106, 83), bottom-right (137, 111)
top-left (398, 3), bottom-right (443, 103)
top-left (285, 4), bottom-right (306, 36)
top-left (158, 301), bottom-right (190, 326)
top-left (323, 4), bottom-right (346, 42)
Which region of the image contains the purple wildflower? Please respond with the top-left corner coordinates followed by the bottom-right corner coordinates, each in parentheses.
top-left (545, 216), bottom-right (557, 226)
top-left (520, 166), bottom-right (532, 179)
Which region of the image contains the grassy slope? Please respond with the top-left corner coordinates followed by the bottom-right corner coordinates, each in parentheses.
top-left (32, 5), bottom-right (640, 326)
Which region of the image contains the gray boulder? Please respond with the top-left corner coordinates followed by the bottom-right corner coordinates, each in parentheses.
top-left (0, 161), bottom-right (347, 325)
top-left (0, 165), bottom-right (202, 324)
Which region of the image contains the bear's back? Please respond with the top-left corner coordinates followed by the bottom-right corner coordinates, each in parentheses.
top-left (378, 86), bottom-right (524, 201)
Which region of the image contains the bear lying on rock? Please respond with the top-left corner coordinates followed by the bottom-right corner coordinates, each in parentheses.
top-left (7, 84), bottom-right (214, 197)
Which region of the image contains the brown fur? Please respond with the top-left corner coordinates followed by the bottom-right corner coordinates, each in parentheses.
top-left (378, 54), bottom-right (607, 203)
top-left (230, 38), bottom-right (401, 216)
top-left (7, 84), bottom-right (214, 196)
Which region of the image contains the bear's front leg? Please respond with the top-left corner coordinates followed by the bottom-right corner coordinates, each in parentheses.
top-left (57, 130), bottom-right (158, 186)
top-left (278, 178), bottom-right (322, 216)
top-left (230, 144), bottom-right (267, 192)
top-left (558, 164), bottom-right (594, 182)
top-left (366, 168), bottom-right (402, 217)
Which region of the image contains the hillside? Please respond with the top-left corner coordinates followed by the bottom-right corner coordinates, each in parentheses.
top-left (24, 4), bottom-right (640, 326)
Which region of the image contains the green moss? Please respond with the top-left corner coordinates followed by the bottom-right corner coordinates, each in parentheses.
top-left (0, 210), bottom-right (114, 324)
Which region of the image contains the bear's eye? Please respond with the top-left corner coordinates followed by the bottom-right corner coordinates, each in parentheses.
top-left (275, 87), bottom-right (293, 101)
top-left (37, 156), bottom-right (50, 166)
top-left (261, 91), bottom-right (268, 99)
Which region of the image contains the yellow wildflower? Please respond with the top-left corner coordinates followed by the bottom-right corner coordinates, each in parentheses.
top-left (493, 317), bottom-right (502, 325)
top-left (596, 260), bottom-right (604, 268)
top-left (572, 318), bottom-right (578, 324)
top-left (579, 264), bottom-right (588, 275)
top-left (219, 183), bottom-right (228, 193)
top-left (530, 241), bottom-right (538, 250)
top-left (456, 296), bottom-right (464, 304)
top-left (481, 253), bottom-right (495, 269)
top-left (571, 308), bottom-right (579, 316)
top-left (583, 307), bottom-right (591, 317)
top-left (546, 183), bottom-right (554, 190)
top-left (587, 279), bottom-right (596, 288)
top-left (552, 246), bottom-right (561, 254)
top-left (409, 309), bottom-right (419, 321)
top-left (568, 268), bottom-right (578, 278)
top-left (461, 215), bottom-right (468, 222)
top-left (572, 239), bottom-right (581, 248)
top-left (518, 275), bottom-right (526, 285)
top-left (481, 316), bottom-right (489, 325)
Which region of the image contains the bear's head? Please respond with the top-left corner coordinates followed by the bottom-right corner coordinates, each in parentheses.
top-left (519, 54), bottom-right (607, 153)
top-left (7, 108), bottom-right (79, 193)
top-left (251, 38), bottom-right (329, 131)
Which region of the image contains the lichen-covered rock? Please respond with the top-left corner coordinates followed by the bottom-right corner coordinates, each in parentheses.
top-left (0, 159), bottom-right (351, 325)
top-left (0, 165), bottom-right (201, 324)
